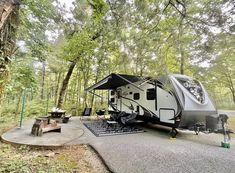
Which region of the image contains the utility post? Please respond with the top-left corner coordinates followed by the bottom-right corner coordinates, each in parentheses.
top-left (19, 89), bottom-right (26, 128)
top-left (46, 92), bottom-right (50, 115)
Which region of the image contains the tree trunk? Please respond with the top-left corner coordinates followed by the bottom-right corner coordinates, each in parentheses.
top-left (49, 75), bottom-right (54, 99)
top-left (57, 61), bottom-right (77, 108)
top-left (140, 57), bottom-right (143, 77)
top-left (231, 90), bottom-right (235, 104)
top-left (72, 71), bottom-right (79, 102)
top-left (226, 73), bottom-right (235, 104)
top-left (180, 47), bottom-right (185, 75)
top-left (64, 89), bottom-right (68, 104)
top-left (54, 72), bottom-right (61, 106)
top-left (56, 33), bottom-right (100, 109)
top-left (178, 22), bottom-right (185, 75)
top-left (91, 75), bottom-right (98, 109)
top-left (101, 90), bottom-right (104, 105)
top-left (76, 70), bottom-right (81, 111)
top-left (228, 84), bottom-right (235, 104)
top-left (83, 76), bottom-right (88, 108)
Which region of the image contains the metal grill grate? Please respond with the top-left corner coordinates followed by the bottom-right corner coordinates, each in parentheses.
top-left (83, 121), bottom-right (145, 137)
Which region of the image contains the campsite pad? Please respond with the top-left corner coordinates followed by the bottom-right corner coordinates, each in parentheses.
top-left (83, 121), bottom-right (145, 137)
top-left (2, 117), bottom-right (235, 173)
top-left (1, 117), bottom-right (84, 147)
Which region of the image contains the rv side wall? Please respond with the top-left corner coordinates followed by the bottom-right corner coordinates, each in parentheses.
top-left (108, 81), bottom-right (179, 125)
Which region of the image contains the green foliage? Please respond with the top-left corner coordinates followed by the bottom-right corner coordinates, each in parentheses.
top-left (88, 0), bottom-right (109, 22)
top-left (54, 0), bottom-right (235, 108)
top-left (1, 0), bottom-right (235, 113)
top-left (0, 116), bottom-right (16, 135)
top-left (0, 102), bottom-right (16, 118)
top-left (2, 54), bottom-right (37, 109)
top-left (63, 30), bottom-right (98, 61)
top-left (25, 100), bottom-right (47, 117)
top-left (61, 0), bottom-right (108, 63)
top-left (0, 99), bottom-right (46, 123)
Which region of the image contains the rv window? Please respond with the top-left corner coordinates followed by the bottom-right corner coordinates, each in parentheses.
top-left (110, 90), bottom-right (115, 95)
top-left (133, 93), bottom-right (140, 100)
top-left (110, 98), bottom-right (115, 103)
top-left (147, 88), bottom-right (156, 100)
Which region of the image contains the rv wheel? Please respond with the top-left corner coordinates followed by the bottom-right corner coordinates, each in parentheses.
top-left (194, 127), bottom-right (200, 135)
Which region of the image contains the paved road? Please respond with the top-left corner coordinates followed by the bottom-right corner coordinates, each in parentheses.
top-left (218, 110), bottom-right (235, 116)
top-left (70, 121), bottom-right (235, 173)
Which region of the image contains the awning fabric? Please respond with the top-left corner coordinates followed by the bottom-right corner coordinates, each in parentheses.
top-left (86, 73), bottom-right (141, 92)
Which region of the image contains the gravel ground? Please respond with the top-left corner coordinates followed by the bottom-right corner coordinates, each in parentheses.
top-left (70, 121), bottom-right (235, 173)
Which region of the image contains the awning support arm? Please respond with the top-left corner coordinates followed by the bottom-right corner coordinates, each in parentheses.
top-left (88, 91), bottom-right (103, 98)
top-left (115, 74), bottom-right (144, 91)
top-left (138, 79), bottom-right (151, 87)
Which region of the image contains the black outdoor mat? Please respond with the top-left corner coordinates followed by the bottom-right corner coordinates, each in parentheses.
top-left (83, 121), bottom-right (145, 137)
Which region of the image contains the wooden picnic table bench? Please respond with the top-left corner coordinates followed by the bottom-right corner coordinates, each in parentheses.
top-left (31, 117), bottom-right (61, 136)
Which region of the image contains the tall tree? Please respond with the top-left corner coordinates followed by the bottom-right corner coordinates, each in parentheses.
top-left (57, 0), bottom-right (108, 108)
top-left (0, 0), bottom-right (20, 100)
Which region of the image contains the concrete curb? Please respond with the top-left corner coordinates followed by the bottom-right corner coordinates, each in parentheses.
top-left (0, 134), bottom-right (63, 149)
top-left (88, 144), bottom-right (115, 173)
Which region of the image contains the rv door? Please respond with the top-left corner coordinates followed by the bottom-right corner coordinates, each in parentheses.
top-left (117, 88), bottom-right (122, 111)
top-left (157, 87), bottom-right (176, 124)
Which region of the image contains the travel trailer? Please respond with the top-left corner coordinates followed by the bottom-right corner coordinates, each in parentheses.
top-left (86, 73), bottom-right (228, 138)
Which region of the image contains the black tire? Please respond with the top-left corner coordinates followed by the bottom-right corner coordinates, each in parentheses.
top-left (170, 129), bottom-right (178, 138)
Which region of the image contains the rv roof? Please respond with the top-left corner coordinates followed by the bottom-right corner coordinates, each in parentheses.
top-left (86, 73), bottom-right (195, 92)
top-left (85, 73), bottom-right (142, 92)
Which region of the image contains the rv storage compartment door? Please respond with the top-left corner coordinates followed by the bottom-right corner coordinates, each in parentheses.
top-left (159, 109), bottom-right (175, 124)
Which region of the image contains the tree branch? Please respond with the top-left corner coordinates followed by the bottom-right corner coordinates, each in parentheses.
top-left (107, 0), bottom-right (120, 27)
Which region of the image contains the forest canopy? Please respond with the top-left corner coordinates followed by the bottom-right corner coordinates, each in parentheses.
top-left (0, 0), bottom-right (234, 118)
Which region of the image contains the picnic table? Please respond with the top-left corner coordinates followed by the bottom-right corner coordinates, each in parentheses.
top-left (48, 111), bottom-right (66, 118)
top-left (48, 110), bottom-right (71, 123)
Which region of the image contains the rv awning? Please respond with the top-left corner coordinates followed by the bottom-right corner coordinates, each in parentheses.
top-left (86, 73), bottom-right (142, 92)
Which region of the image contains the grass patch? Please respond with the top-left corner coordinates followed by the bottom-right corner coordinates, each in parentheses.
top-left (0, 143), bottom-right (104, 173)
top-left (1, 145), bottom-right (75, 173)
